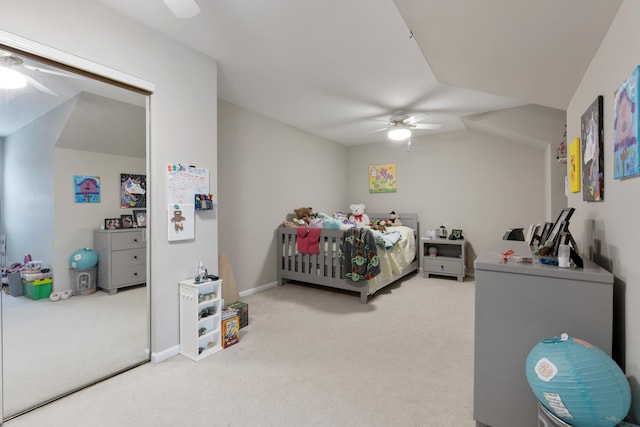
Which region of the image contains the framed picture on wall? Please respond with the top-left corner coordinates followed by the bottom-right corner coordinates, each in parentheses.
top-left (613, 65), bottom-right (640, 179)
top-left (581, 96), bottom-right (604, 201)
top-left (120, 173), bottom-right (147, 208)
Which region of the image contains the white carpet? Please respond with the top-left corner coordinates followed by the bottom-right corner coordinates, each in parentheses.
top-left (5, 274), bottom-right (476, 426)
top-left (2, 286), bottom-right (148, 417)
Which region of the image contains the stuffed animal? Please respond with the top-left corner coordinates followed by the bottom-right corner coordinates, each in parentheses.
top-left (293, 207), bottom-right (315, 226)
top-left (371, 219), bottom-right (389, 231)
top-left (349, 203), bottom-right (370, 227)
top-left (388, 211), bottom-right (403, 226)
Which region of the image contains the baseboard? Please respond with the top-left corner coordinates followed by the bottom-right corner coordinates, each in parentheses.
top-left (239, 281), bottom-right (278, 298)
top-left (151, 345), bottom-right (179, 363)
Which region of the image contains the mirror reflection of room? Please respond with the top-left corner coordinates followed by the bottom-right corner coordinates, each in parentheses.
top-left (0, 47), bottom-right (150, 419)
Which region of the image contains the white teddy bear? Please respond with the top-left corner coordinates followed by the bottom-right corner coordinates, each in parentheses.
top-left (349, 203), bottom-right (370, 227)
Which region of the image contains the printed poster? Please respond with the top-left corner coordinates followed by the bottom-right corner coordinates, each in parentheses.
top-left (369, 163), bottom-right (397, 193)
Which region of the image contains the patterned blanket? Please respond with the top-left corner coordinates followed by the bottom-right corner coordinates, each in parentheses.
top-left (339, 228), bottom-right (381, 283)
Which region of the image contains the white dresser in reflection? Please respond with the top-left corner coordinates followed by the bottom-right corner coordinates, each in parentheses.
top-left (94, 229), bottom-right (147, 294)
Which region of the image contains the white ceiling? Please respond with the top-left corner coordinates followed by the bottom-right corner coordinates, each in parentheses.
top-left (2, 1), bottom-right (624, 147)
top-left (0, 49), bottom-right (146, 137)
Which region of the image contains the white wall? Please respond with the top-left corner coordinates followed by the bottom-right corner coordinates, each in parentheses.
top-left (0, 0), bottom-right (218, 358)
top-left (2, 98), bottom-right (75, 266)
top-left (566, 0), bottom-right (640, 421)
top-left (53, 148), bottom-right (144, 290)
top-left (218, 100), bottom-right (348, 293)
top-left (346, 130), bottom-right (547, 271)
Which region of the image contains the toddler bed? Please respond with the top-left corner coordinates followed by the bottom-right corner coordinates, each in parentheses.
top-left (277, 213), bottom-right (419, 303)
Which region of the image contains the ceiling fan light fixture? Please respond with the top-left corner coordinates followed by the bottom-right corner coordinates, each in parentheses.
top-left (388, 127), bottom-right (411, 141)
top-left (0, 67), bottom-right (27, 89)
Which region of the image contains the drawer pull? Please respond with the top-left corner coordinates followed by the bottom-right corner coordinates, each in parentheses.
top-left (133, 255), bottom-right (138, 260)
top-left (133, 238), bottom-right (138, 243)
top-left (133, 272), bottom-right (138, 276)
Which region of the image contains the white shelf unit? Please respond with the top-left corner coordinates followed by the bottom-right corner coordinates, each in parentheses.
top-left (178, 279), bottom-right (223, 360)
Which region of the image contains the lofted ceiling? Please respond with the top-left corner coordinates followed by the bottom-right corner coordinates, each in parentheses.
top-left (4, 1), bottom-right (623, 147)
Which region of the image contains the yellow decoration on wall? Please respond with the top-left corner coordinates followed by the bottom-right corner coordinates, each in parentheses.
top-left (369, 163), bottom-right (397, 193)
top-left (569, 137), bottom-right (581, 193)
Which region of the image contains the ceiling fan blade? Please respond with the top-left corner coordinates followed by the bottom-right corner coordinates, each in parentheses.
top-left (404, 113), bottom-right (430, 125)
top-left (23, 74), bottom-right (57, 96)
top-left (371, 126), bottom-right (391, 133)
top-left (23, 65), bottom-right (81, 79)
top-left (412, 123), bottom-right (442, 130)
top-left (163, 0), bottom-right (200, 18)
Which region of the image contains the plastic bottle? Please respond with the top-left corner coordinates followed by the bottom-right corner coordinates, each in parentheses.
top-left (198, 261), bottom-right (207, 281)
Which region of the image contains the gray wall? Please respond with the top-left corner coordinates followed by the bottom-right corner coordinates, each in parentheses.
top-left (2, 96), bottom-right (145, 291)
top-left (218, 100), bottom-right (348, 293)
top-left (566, 0), bottom-right (640, 421)
top-left (218, 100), bottom-right (558, 283)
top-left (0, 0), bottom-right (219, 359)
top-left (53, 148), bottom-right (145, 290)
top-left (346, 130), bottom-right (549, 271)
top-left (2, 97), bottom-right (72, 266)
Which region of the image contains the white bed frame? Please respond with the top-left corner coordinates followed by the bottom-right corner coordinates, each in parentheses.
top-left (276, 213), bottom-right (419, 303)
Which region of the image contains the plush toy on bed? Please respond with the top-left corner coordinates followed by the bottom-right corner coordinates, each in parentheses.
top-left (388, 210), bottom-right (403, 226)
top-left (293, 206), bottom-right (315, 226)
top-left (349, 203), bottom-right (370, 227)
top-left (371, 219), bottom-right (389, 231)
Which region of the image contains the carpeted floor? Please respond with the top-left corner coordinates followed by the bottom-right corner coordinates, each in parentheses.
top-left (6, 274), bottom-right (476, 427)
top-left (2, 285), bottom-right (148, 417)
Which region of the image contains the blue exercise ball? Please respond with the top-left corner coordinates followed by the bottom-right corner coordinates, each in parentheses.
top-left (69, 248), bottom-right (98, 270)
top-left (526, 334), bottom-right (630, 427)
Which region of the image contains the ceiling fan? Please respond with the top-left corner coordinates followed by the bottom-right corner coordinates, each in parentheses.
top-left (377, 111), bottom-right (442, 141)
top-left (163, 0), bottom-right (201, 18)
top-left (0, 50), bottom-right (79, 96)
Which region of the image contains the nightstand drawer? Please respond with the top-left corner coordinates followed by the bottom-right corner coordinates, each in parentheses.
top-left (424, 258), bottom-right (462, 275)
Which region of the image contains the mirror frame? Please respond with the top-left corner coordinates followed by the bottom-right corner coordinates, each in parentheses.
top-left (0, 29), bottom-right (153, 420)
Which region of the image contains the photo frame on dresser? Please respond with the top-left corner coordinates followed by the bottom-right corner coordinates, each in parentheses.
top-left (133, 210), bottom-right (147, 228)
top-left (538, 222), bottom-right (554, 245)
top-left (120, 214), bottom-right (134, 229)
top-left (546, 207), bottom-right (575, 249)
top-left (105, 218), bottom-right (121, 230)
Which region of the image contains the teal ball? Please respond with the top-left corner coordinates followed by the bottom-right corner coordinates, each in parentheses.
top-left (69, 248), bottom-right (98, 270)
top-left (526, 335), bottom-right (630, 427)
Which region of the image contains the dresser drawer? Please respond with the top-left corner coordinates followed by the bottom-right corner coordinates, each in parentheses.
top-left (112, 264), bottom-right (146, 286)
top-left (111, 231), bottom-right (145, 250)
top-left (424, 258), bottom-right (462, 275)
top-left (111, 248), bottom-right (146, 267)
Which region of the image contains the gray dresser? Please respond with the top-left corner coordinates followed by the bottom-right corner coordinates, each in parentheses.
top-left (93, 229), bottom-right (147, 294)
top-left (473, 240), bottom-right (613, 427)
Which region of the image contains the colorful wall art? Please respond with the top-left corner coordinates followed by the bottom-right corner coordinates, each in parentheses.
top-left (581, 96), bottom-right (604, 202)
top-left (569, 138), bottom-right (581, 193)
top-left (613, 66), bottom-right (640, 179)
top-left (120, 173), bottom-right (146, 208)
top-left (369, 163), bottom-right (397, 193)
top-left (74, 175), bottom-right (100, 203)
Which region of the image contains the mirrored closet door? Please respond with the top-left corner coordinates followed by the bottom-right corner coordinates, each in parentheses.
top-left (0, 40), bottom-right (151, 420)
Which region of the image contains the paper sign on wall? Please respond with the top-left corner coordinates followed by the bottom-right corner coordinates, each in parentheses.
top-left (168, 203), bottom-right (195, 242)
